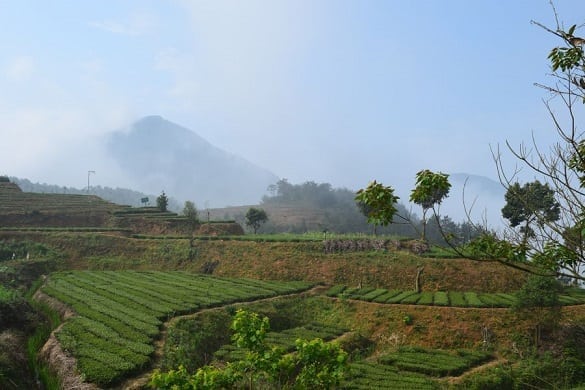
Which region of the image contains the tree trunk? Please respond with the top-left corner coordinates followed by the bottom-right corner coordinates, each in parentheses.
top-left (415, 266), bottom-right (424, 293)
top-left (421, 209), bottom-right (427, 241)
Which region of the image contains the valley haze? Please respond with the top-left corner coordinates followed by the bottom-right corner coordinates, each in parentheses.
top-left (2, 1), bottom-right (578, 224)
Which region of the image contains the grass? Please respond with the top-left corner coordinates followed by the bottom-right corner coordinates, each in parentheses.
top-left (26, 279), bottom-right (62, 390)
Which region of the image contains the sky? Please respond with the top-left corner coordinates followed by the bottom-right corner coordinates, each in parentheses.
top-left (2, 0), bottom-right (585, 205)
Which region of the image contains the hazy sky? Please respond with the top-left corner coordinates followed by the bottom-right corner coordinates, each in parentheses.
top-left (2, 1), bottom-right (585, 201)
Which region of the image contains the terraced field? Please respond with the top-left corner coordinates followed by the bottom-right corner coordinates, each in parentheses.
top-left (326, 285), bottom-right (585, 308)
top-left (40, 271), bottom-right (313, 386)
top-left (0, 189), bottom-right (126, 216)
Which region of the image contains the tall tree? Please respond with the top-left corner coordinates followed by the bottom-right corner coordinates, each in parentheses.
top-left (156, 191), bottom-right (169, 212)
top-left (501, 181), bottom-right (560, 245)
top-left (410, 170), bottom-right (451, 241)
top-left (245, 207), bottom-right (268, 234)
top-left (355, 180), bottom-right (400, 235)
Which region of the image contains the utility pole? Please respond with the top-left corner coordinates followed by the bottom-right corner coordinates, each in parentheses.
top-left (87, 170), bottom-right (95, 194)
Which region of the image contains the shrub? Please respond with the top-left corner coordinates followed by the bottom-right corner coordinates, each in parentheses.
top-left (433, 291), bottom-right (449, 306)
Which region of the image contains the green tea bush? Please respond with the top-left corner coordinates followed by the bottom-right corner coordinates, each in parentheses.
top-left (463, 292), bottom-right (485, 308)
top-left (449, 291), bottom-right (467, 307)
top-left (361, 288), bottom-right (389, 302)
top-left (401, 293), bottom-right (422, 304)
top-left (379, 346), bottom-right (492, 377)
top-left (325, 284), bottom-right (347, 297)
top-left (417, 292), bottom-right (434, 305)
top-left (387, 291), bottom-right (418, 304)
top-left (373, 290), bottom-right (401, 303)
top-left (433, 291), bottom-right (449, 306)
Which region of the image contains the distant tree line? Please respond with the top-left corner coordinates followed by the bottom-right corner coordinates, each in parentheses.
top-left (10, 177), bottom-right (181, 210)
top-left (254, 179), bottom-right (482, 244)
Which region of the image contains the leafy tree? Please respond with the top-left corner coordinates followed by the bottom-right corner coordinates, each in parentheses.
top-left (183, 201), bottom-right (199, 227)
top-left (156, 191), bottom-right (169, 212)
top-left (149, 309), bottom-right (348, 389)
top-left (513, 275), bottom-right (562, 346)
top-left (245, 207), bottom-right (268, 234)
top-left (461, 14), bottom-right (585, 283)
top-left (409, 170), bottom-right (451, 241)
top-left (501, 181), bottom-right (560, 245)
top-left (355, 180), bottom-right (400, 235)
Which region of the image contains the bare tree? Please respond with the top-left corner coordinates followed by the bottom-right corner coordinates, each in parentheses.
top-left (473, 7), bottom-right (585, 282)
top-left (433, 6), bottom-right (585, 284)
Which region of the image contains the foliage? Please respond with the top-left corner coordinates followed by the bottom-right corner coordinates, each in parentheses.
top-left (516, 275), bottom-right (561, 309)
top-left (512, 351), bottom-right (585, 390)
top-left (501, 181), bottom-right (560, 243)
top-left (409, 170), bottom-right (451, 241)
top-left (325, 284), bottom-right (585, 308)
top-left (379, 346), bottom-right (492, 377)
top-left (156, 191), bottom-right (169, 212)
top-left (150, 309), bottom-right (348, 389)
top-left (42, 271), bottom-right (312, 387)
top-left (355, 180), bottom-right (400, 233)
top-left (162, 310), bottom-right (232, 372)
top-left (346, 362), bottom-right (437, 389)
top-left (182, 200), bottom-right (199, 227)
top-left (0, 240), bottom-right (52, 262)
top-left (478, 14), bottom-right (585, 283)
top-left (514, 274), bottom-right (563, 348)
top-left (245, 207), bottom-right (268, 234)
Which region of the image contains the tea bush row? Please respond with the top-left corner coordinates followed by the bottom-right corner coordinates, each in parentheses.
top-left (42, 271), bottom-right (313, 386)
top-left (327, 285), bottom-right (585, 307)
top-left (343, 362), bottom-right (436, 389)
top-left (379, 346), bottom-right (492, 377)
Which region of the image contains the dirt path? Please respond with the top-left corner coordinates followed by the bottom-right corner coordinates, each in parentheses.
top-left (116, 285), bottom-right (327, 390)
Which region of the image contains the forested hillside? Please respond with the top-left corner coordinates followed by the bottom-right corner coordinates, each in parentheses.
top-left (211, 179), bottom-right (483, 244)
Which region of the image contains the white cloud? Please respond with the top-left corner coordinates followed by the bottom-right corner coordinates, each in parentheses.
top-left (154, 48), bottom-right (201, 108)
top-left (4, 56), bottom-right (35, 82)
top-left (90, 11), bottom-right (157, 36)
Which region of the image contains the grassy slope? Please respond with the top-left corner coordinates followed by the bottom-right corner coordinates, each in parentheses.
top-left (5, 231), bottom-right (585, 387)
top-left (2, 232), bottom-right (528, 292)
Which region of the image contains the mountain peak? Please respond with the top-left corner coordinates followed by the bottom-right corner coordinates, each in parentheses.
top-left (107, 116), bottom-right (278, 207)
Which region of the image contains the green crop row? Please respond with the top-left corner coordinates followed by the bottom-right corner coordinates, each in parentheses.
top-left (327, 285), bottom-right (585, 308)
top-left (344, 362), bottom-right (437, 389)
top-left (379, 346), bottom-right (492, 377)
top-left (42, 271), bottom-right (313, 387)
top-left (0, 227), bottom-right (132, 232)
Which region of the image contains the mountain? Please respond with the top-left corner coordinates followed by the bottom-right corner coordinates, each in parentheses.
top-left (440, 173), bottom-right (506, 229)
top-left (106, 116), bottom-right (278, 207)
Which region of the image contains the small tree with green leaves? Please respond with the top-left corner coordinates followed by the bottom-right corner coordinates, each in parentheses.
top-left (156, 191), bottom-right (169, 212)
top-left (355, 180), bottom-right (400, 235)
top-left (410, 170), bottom-right (451, 241)
top-left (245, 207), bottom-right (268, 234)
top-left (183, 201), bottom-right (199, 228)
top-left (149, 309), bottom-right (347, 389)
